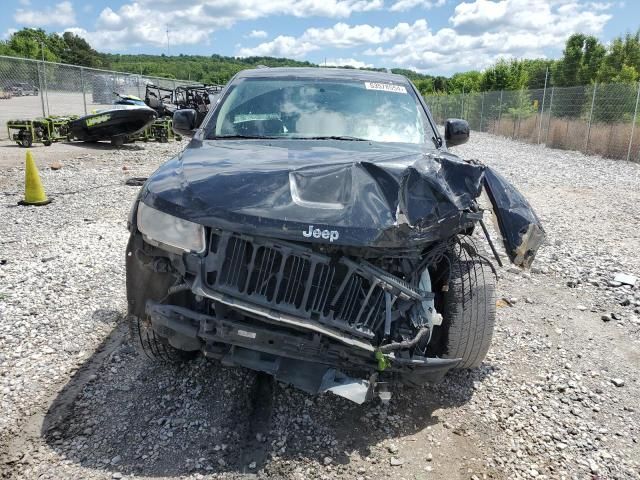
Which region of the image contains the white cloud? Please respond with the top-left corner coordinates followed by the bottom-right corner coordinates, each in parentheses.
top-left (389, 0), bottom-right (446, 12)
top-left (238, 35), bottom-right (320, 57)
top-left (2, 28), bottom-right (18, 40)
top-left (66, 0), bottom-right (384, 51)
top-left (97, 7), bottom-right (122, 30)
top-left (367, 0), bottom-right (612, 73)
top-left (195, 0), bottom-right (383, 19)
top-left (65, 24), bottom-right (210, 51)
top-left (450, 0), bottom-right (611, 36)
top-left (248, 29), bottom-right (268, 38)
top-left (238, 20), bottom-right (423, 57)
top-left (588, 1), bottom-right (613, 10)
top-left (14, 1), bottom-right (76, 27)
top-left (324, 57), bottom-right (373, 68)
top-left (10, 0), bottom-right (613, 77)
top-left (18, 0), bottom-right (30, 6)
top-left (238, 0), bottom-right (611, 72)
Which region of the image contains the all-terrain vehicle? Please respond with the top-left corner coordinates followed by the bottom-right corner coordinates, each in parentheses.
top-left (144, 84), bottom-right (176, 118)
top-left (126, 68), bottom-right (544, 403)
top-left (174, 83), bottom-right (224, 127)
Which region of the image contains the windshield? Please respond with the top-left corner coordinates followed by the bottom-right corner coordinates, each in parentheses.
top-left (208, 77), bottom-right (432, 144)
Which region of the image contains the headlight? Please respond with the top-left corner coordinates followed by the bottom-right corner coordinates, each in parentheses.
top-left (136, 202), bottom-right (205, 253)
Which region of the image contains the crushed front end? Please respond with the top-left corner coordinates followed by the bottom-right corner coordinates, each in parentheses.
top-left (126, 140), bottom-right (545, 404)
top-left (127, 226), bottom-right (467, 404)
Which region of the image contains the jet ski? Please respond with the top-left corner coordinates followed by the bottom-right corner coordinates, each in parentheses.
top-left (114, 94), bottom-right (147, 106)
top-left (70, 103), bottom-right (157, 147)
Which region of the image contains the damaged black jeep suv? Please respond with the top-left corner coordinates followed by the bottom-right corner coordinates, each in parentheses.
top-left (126, 68), bottom-right (544, 403)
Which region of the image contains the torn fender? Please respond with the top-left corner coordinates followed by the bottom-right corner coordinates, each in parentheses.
top-left (483, 167), bottom-right (545, 268)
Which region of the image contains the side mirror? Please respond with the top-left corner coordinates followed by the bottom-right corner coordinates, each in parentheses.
top-left (444, 118), bottom-right (470, 146)
top-left (173, 109), bottom-right (197, 137)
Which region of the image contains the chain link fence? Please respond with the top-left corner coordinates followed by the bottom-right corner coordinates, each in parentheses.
top-left (425, 82), bottom-right (640, 162)
top-left (4, 53), bottom-right (639, 161)
top-left (0, 55), bottom-right (197, 140)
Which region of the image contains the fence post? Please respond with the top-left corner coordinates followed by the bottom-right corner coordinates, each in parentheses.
top-left (497, 90), bottom-right (504, 134)
top-left (544, 87), bottom-right (555, 146)
top-left (36, 61), bottom-right (46, 117)
top-left (537, 68), bottom-right (548, 144)
top-left (479, 92), bottom-right (485, 132)
top-left (460, 89), bottom-right (464, 118)
top-left (627, 81), bottom-right (640, 162)
top-left (42, 61), bottom-right (50, 116)
top-left (80, 67), bottom-right (87, 115)
top-left (585, 83), bottom-right (597, 153)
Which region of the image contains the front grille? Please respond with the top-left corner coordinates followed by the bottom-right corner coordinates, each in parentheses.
top-left (203, 230), bottom-right (422, 339)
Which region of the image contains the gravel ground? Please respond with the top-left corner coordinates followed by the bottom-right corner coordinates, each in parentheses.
top-left (1, 133), bottom-right (639, 480)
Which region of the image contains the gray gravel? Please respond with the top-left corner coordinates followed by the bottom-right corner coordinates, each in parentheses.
top-left (1, 133), bottom-right (639, 480)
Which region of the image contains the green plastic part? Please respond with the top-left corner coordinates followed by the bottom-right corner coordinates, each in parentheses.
top-left (375, 350), bottom-right (391, 371)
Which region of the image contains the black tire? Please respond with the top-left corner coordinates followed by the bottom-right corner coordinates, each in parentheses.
top-left (18, 132), bottom-right (32, 148)
top-left (111, 136), bottom-right (125, 147)
top-left (437, 238), bottom-right (496, 369)
top-left (128, 314), bottom-right (197, 363)
top-left (43, 140), bottom-right (52, 146)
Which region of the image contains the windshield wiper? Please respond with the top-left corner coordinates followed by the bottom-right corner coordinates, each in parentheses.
top-left (214, 135), bottom-right (283, 140)
top-left (214, 135), bottom-right (370, 141)
top-left (300, 135), bottom-right (369, 141)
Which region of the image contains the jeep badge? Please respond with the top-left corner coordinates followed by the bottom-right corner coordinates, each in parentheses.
top-left (303, 225), bottom-right (339, 242)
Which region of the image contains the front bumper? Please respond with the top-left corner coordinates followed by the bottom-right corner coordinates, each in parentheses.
top-left (145, 300), bottom-right (460, 403)
top-left (127, 230), bottom-right (461, 403)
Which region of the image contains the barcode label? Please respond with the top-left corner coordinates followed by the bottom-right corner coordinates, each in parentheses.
top-left (364, 82), bottom-right (407, 94)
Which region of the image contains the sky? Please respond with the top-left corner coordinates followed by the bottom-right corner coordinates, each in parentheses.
top-left (1, 0), bottom-right (638, 75)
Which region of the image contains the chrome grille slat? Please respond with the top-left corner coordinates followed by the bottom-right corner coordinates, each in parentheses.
top-left (205, 230), bottom-right (421, 340)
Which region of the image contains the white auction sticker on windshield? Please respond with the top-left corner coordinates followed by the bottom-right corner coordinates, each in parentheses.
top-left (364, 82), bottom-right (407, 94)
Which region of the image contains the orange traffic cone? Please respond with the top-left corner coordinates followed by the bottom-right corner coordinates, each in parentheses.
top-left (18, 150), bottom-right (51, 206)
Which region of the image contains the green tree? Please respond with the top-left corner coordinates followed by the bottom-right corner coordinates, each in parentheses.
top-left (448, 71), bottom-right (482, 93)
top-left (413, 78), bottom-right (435, 95)
top-left (598, 31), bottom-right (640, 83)
top-left (520, 59), bottom-right (555, 89)
top-left (553, 33), bottom-right (605, 86)
top-left (59, 32), bottom-right (106, 68)
top-left (480, 59), bottom-right (528, 91)
top-left (5, 28), bottom-right (58, 61)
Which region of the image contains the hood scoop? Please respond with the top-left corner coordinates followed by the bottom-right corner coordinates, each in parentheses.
top-left (289, 164), bottom-right (353, 210)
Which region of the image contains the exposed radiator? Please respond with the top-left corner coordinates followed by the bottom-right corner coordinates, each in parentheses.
top-left (203, 230), bottom-right (424, 339)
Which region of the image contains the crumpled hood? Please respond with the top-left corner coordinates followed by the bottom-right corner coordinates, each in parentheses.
top-left (141, 139), bottom-right (485, 248)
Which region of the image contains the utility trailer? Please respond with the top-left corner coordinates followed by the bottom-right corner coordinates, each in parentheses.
top-left (134, 117), bottom-right (182, 143)
top-left (7, 116), bottom-right (77, 148)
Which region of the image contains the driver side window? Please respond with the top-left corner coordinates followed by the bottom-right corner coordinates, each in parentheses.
top-left (217, 86), bottom-right (286, 137)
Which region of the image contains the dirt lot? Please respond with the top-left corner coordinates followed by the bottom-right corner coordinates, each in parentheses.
top-left (0, 134), bottom-right (639, 480)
